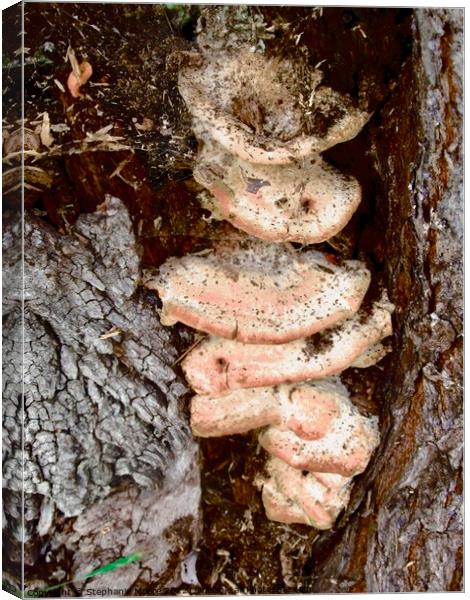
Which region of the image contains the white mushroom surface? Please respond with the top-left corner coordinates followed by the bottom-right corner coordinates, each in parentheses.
top-left (262, 480), bottom-right (309, 524)
top-left (182, 297), bottom-right (393, 396)
top-left (258, 381), bottom-right (380, 477)
top-left (148, 240), bottom-right (370, 345)
top-left (190, 380), bottom-right (342, 439)
top-left (261, 457), bottom-right (352, 528)
top-left (178, 50), bottom-right (370, 165)
top-left (350, 341), bottom-right (391, 368)
top-left (194, 140), bottom-right (362, 244)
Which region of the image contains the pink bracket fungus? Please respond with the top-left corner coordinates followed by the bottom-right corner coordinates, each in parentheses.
top-left (182, 297), bottom-right (393, 396)
top-left (261, 457), bottom-right (352, 529)
top-left (258, 381), bottom-right (380, 478)
top-left (151, 25), bottom-right (395, 530)
top-left (178, 50), bottom-right (370, 165)
top-left (350, 341), bottom-right (392, 368)
top-left (146, 239), bottom-right (371, 345)
top-left (194, 140), bottom-right (362, 244)
top-left (190, 380), bottom-right (343, 440)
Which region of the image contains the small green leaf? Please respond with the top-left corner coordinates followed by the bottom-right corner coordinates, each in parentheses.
top-left (77, 552), bottom-right (142, 580)
top-left (40, 552), bottom-right (142, 592)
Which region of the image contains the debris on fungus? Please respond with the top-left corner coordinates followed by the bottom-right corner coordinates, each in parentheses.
top-left (193, 140), bottom-right (362, 244)
top-left (178, 49), bottom-right (370, 165)
top-left (146, 238), bottom-right (371, 344)
top-left (182, 297), bottom-right (393, 396)
top-left (148, 13), bottom-right (394, 530)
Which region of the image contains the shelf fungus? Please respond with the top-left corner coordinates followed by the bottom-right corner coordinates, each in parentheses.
top-left (261, 457), bottom-right (352, 528)
top-left (194, 140), bottom-right (362, 244)
top-left (190, 380), bottom-right (344, 440)
top-left (152, 30), bottom-right (394, 531)
top-left (146, 239), bottom-right (370, 344)
top-left (178, 50), bottom-right (370, 165)
top-left (258, 382), bottom-right (380, 478)
top-left (182, 298), bottom-right (393, 396)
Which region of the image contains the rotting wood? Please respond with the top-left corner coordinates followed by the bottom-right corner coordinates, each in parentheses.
top-left (2, 197), bottom-right (201, 593)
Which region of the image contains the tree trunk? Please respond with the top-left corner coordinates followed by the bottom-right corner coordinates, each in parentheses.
top-left (2, 5), bottom-right (462, 595)
top-left (3, 197), bottom-right (201, 595)
top-left (307, 9), bottom-right (463, 592)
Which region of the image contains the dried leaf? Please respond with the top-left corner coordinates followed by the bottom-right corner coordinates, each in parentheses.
top-left (40, 112), bottom-right (54, 147)
top-left (134, 118), bottom-right (155, 132)
top-left (54, 78), bottom-right (66, 93)
top-left (66, 46), bottom-right (81, 81)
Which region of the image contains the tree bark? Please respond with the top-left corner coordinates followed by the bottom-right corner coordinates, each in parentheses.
top-left (307, 9), bottom-right (463, 592)
top-left (2, 5), bottom-right (462, 595)
top-left (2, 198), bottom-right (201, 594)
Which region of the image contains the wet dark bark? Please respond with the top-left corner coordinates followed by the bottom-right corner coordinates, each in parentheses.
top-left (306, 9), bottom-right (463, 592)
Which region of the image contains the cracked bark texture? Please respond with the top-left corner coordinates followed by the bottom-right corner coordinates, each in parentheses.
top-left (2, 197), bottom-right (201, 593)
top-left (306, 9), bottom-right (463, 592)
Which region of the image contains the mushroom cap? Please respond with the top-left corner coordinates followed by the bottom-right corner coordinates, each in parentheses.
top-left (178, 51), bottom-right (370, 165)
top-left (262, 457), bottom-right (352, 528)
top-left (190, 380), bottom-right (340, 440)
top-left (190, 386), bottom-right (278, 438)
top-left (147, 239), bottom-right (370, 345)
top-left (350, 341), bottom-right (391, 368)
top-left (182, 297), bottom-right (394, 396)
top-left (194, 141), bottom-right (362, 244)
top-left (259, 391), bottom-right (380, 478)
top-left (262, 479), bottom-right (310, 525)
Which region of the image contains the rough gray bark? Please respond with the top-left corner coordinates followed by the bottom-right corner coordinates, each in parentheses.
top-left (308, 9), bottom-right (463, 592)
top-left (2, 197), bottom-right (201, 593)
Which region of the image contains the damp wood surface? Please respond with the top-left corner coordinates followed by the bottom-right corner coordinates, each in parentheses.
top-left (2, 4), bottom-right (462, 594)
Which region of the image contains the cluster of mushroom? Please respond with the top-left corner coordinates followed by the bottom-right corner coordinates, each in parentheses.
top-left (147, 46), bottom-right (393, 529)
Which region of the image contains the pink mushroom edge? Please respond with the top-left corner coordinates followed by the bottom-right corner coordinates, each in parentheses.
top-left (190, 380), bottom-right (343, 441)
top-left (258, 386), bottom-right (380, 478)
top-left (144, 238), bottom-right (371, 345)
top-left (181, 293), bottom-right (394, 396)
